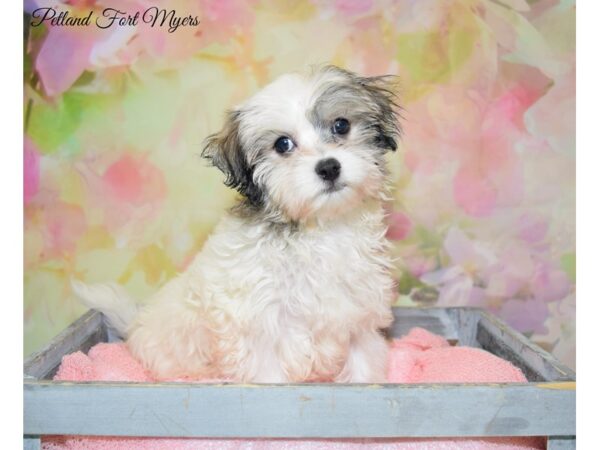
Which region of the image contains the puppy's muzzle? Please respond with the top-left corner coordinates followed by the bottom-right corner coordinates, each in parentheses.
top-left (315, 158), bottom-right (341, 182)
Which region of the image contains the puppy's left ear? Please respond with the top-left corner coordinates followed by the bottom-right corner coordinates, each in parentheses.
top-left (202, 110), bottom-right (264, 206)
top-left (359, 75), bottom-right (402, 152)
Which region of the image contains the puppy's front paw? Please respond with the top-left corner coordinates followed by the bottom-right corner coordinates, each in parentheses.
top-left (336, 330), bottom-right (389, 383)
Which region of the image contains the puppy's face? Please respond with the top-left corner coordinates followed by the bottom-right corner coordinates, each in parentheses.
top-left (203, 66), bottom-right (400, 222)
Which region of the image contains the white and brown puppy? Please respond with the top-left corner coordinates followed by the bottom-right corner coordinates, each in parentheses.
top-left (73, 66), bottom-right (401, 383)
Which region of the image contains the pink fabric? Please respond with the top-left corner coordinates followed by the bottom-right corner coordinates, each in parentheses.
top-left (387, 327), bottom-right (527, 383)
top-left (43, 328), bottom-right (546, 450)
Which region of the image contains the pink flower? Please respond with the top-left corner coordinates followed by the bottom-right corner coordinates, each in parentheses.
top-left (420, 228), bottom-right (496, 307)
top-left (499, 297), bottom-right (549, 335)
top-left (102, 154), bottom-right (166, 205)
top-left (404, 84), bottom-right (539, 217)
top-left (531, 263), bottom-right (571, 303)
top-left (36, 23), bottom-right (102, 97)
top-left (334, 0), bottom-right (374, 16)
top-left (483, 244), bottom-right (535, 298)
top-left (418, 227), bottom-right (569, 334)
top-left (524, 70), bottom-right (575, 155)
top-left (44, 201), bottom-right (87, 255)
top-left (32, 1), bottom-right (143, 96)
top-left (453, 164), bottom-right (498, 217)
top-left (386, 211), bottom-right (412, 240)
top-left (24, 138), bottom-right (40, 205)
top-left (517, 213), bottom-right (549, 243)
top-left (405, 256), bottom-right (437, 278)
top-left (443, 227), bottom-right (496, 269)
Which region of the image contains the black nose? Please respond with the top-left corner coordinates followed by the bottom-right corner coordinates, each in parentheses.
top-left (315, 158), bottom-right (341, 182)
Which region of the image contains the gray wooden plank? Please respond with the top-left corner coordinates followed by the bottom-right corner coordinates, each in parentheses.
top-left (23, 310), bottom-right (105, 380)
top-left (105, 322), bottom-right (124, 343)
top-left (477, 311), bottom-right (575, 382)
top-left (452, 308), bottom-right (482, 347)
top-left (23, 436), bottom-right (41, 450)
top-left (390, 307), bottom-right (459, 340)
top-left (548, 436), bottom-right (576, 449)
top-left (24, 381), bottom-right (575, 438)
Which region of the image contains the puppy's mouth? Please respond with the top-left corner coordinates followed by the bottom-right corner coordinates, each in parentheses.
top-left (323, 181), bottom-right (347, 194)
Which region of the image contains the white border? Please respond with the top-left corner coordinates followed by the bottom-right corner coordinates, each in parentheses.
top-left (577, 1), bottom-right (594, 448)
top-left (2, 2), bottom-right (24, 448)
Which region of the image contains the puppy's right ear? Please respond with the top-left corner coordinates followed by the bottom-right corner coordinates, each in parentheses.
top-left (202, 111), bottom-right (264, 206)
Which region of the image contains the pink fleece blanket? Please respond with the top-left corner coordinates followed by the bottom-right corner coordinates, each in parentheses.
top-left (42, 328), bottom-right (545, 450)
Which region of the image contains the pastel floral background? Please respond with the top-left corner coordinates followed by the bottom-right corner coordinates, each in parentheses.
top-left (23, 0), bottom-right (575, 369)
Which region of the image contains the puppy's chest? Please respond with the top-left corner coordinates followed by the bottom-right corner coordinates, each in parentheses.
top-left (236, 221), bottom-right (392, 312)
top-left (196, 213), bottom-right (394, 320)
top-left (272, 232), bottom-right (381, 290)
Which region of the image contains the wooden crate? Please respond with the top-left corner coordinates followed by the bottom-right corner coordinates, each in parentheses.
top-left (24, 307), bottom-right (575, 449)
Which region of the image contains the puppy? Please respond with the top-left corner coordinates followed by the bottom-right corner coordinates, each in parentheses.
top-left (73, 66), bottom-right (401, 383)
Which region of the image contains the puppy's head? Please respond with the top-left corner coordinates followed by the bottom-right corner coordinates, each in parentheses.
top-left (203, 66), bottom-right (401, 222)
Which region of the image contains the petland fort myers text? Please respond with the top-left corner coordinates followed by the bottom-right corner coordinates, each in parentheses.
top-left (30, 7), bottom-right (199, 33)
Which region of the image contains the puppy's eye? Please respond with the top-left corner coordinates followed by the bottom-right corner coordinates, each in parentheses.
top-left (274, 136), bottom-right (295, 154)
top-left (332, 118), bottom-right (350, 135)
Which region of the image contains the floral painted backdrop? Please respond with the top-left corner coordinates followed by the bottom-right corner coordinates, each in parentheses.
top-left (23, 0), bottom-right (575, 369)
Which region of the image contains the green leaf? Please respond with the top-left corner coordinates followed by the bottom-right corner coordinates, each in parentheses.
top-left (27, 90), bottom-right (115, 155)
top-left (560, 252), bottom-right (575, 283)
